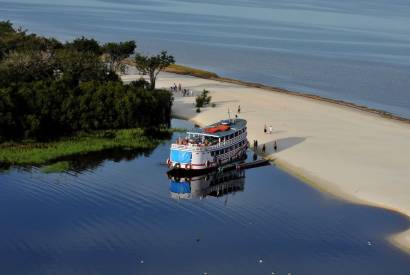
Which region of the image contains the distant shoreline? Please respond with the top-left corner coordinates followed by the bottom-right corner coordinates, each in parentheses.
top-left (161, 63), bottom-right (410, 126)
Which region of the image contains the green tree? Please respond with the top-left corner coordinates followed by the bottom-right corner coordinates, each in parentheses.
top-left (66, 36), bottom-right (101, 55)
top-left (102, 40), bottom-right (136, 73)
top-left (0, 50), bottom-right (54, 85)
top-left (54, 48), bottom-right (117, 86)
top-left (134, 51), bottom-right (175, 90)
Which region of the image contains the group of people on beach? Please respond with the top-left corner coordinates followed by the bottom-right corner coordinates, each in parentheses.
top-left (264, 124), bottom-right (273, 135)
top-left (252, 123), bottom-right (278, 159)
top-left (170, 83), bottom-right (193, 97)
top-left (253, 139), bottom-right (277, 153)
top-left (236, 104), bottom-right (277, 157)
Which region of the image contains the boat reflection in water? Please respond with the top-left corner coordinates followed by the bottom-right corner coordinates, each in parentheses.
top-left (168, 169), bottom-right (245, 200)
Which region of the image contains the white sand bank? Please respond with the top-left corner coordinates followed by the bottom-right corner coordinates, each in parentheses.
top-left (122, 73), bottom-right (410, 253)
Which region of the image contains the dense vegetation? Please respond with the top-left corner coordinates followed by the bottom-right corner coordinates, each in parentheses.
top-left (0, 20), bottom-right (173, 141)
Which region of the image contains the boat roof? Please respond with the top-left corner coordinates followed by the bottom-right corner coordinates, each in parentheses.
top-left (187, 119), bottom-right (247, 138)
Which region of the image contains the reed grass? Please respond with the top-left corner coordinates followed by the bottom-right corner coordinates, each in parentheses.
top-left (40, 161), bottom-right (70, 173)
top-left (0, 128), bottom-right (173, 167)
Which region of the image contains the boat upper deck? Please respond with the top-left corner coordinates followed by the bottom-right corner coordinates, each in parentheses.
top-left (187, 119), bottom-right (247, 138)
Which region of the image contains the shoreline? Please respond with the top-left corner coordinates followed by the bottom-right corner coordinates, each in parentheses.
top-left (174, 113), bottom-right (410, 254)
top-left (125, 61), bottom-right (410, 124)
top-left (162, 63), bottom-right (410, 125)
top-left (122, 71), bottom-right (410, 255)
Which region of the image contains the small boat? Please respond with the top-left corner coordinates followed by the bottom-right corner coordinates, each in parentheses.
top-left (167, 119), bottom-right (248, 173)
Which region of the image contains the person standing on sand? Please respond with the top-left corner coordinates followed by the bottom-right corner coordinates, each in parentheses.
top-left (238, 105), bottom-right (241, 114)
top-left (274, 140), bottom-right (277, 151)
top-left (264, 124), bottom-right (267, 134)
top-left (253, 153), bottom-right (257, 161)
top-left (269, 125), bottom-right (273, 134)
top-left (178, 83), bottom-right (182, 92)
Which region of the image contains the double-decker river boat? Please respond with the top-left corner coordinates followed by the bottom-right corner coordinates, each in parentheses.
top-left (167, 119), bottom-right (248, 173)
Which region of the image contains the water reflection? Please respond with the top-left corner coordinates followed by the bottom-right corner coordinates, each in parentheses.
top-left (64, 148), bottom-right (155, 173)
top-left (0, 119), bottom-right (409, 274)
top-left (169, 169), bottom-right (245, 200)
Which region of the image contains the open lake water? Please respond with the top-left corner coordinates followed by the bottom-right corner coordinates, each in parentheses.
top-left (1, 0), bottom-right (410, 117)
top-left (0, 119), bottom-right (409, 274)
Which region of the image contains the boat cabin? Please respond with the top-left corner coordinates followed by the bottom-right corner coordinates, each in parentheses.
top-left (175, 119), bottom-right (247, 147)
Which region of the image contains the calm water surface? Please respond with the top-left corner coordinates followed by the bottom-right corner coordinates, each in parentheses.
top-left (0, 119), bottom-right (409, 274)
top-left (1, 0), bottom-right (410, 117)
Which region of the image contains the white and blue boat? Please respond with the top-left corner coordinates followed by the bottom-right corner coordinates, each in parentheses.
top-left (167, 119), bottom-right (248, 172)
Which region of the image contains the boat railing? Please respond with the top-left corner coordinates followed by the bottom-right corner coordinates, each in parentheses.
top-left (171, 132), bottom-right (247, 152)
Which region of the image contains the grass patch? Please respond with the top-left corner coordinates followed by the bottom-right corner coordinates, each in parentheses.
top-left (40, 161), bottom-right (70, 173)
top-left (0, 128), bottom-right (172, 168)
top-left (164, 64), bottom-right (219, 79)
top-left (123, 59), bottom-right (219, 79)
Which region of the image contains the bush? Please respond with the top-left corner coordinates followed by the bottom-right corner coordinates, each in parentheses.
top-left (195, 89), bottom-right (212, 107)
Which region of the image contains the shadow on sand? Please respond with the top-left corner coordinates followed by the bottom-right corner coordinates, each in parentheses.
top-left (258, 137), bottom-right (306, 154)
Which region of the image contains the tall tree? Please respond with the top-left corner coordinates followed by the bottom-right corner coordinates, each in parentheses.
top-left (102, 40), bottom-right (136, 73)
top-left (134, 51), bottom-right (175, 90)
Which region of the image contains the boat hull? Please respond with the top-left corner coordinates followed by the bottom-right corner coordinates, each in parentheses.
top-left (167, 153), bottom-right (247, 177)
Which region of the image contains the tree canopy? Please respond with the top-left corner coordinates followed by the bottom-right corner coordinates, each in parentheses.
top-left (66, 36), bottom-right (101, 55)
top-left (103, 40), bottom-right (136, 73)
top-left (134, 51), bottom-right (175, 90)
top-left (0, 21), bottom-right (173, 141)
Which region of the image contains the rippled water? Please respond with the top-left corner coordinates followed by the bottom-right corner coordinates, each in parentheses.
top-left (0, 119), bottom-right (409, 274)
top-left (1, 0), bottom-right (410, 117)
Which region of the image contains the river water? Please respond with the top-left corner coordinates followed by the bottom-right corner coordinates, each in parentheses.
top-left (0, 119), bottom-right (409, 274)
top-left (1, 0), bottom-right (410, 117)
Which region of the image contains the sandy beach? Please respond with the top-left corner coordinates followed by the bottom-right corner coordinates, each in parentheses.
top-left (122, 72), bottom-right (410, 253)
